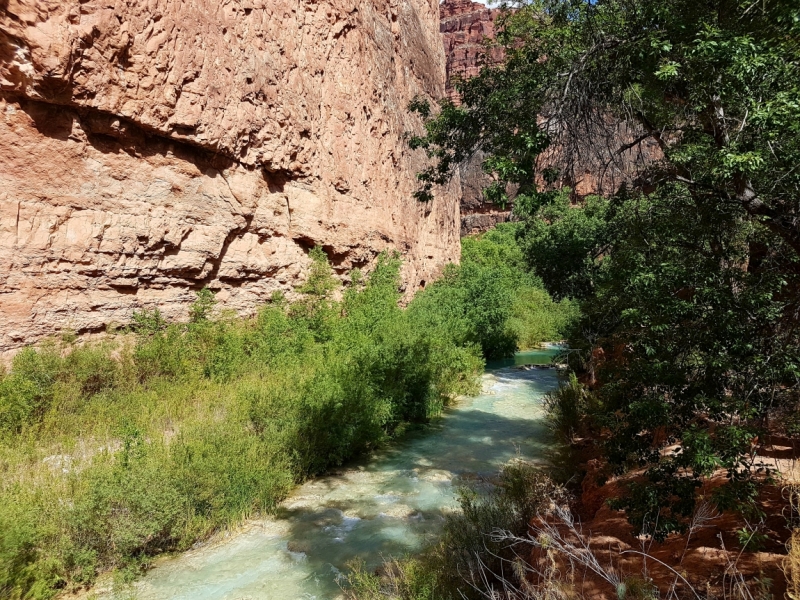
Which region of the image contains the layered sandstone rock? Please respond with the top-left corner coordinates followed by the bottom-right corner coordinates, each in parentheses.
top-left (0, 0), bottom-right (460, 352)
top-left (440, 0), bottom-right (501, 102)
top-left (441, 0), bottom-right (509, 231)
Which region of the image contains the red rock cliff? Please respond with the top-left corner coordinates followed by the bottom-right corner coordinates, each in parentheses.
top-left (441, 0), bottom-right (509, 233)
top-left (0, 0), bottom-right (461, 352)
top-left (440, 0), bottom-right (501, 101)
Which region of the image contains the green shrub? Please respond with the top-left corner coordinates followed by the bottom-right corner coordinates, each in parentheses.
top-left (169, 421), bottom-right (293, 527)
top-left (0, 238), bottom-right (564, 597)
top-left (63, 344), bottom-right (121, 397)
top-left (543, 373), bottom-right (594, 444)
top-left (0, 341), bottom-right (131, 435)
top-left (189, 288), bottom-right (217, 323)
top-left (129, 308), bottom-right (167, 335)
top-left (0, 346), bottom-right (61, 432)
top-left (410, 224), bottom-right (580, 359)
top-left (202, 323), bottom-right (249, 383)
top-left (132, 325), bottom-right (196, 382)
top-left (68, 451), bottom-right (184, 572)
top-left (0, 497), bottom-right (52, 600)
top-left (0, 374), bottom-right (39, 435)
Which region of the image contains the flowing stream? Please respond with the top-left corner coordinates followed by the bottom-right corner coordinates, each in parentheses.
top-left (107, 348), bottom-right (561, 600)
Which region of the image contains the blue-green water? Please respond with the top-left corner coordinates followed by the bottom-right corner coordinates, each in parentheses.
top-left (99, 350), bottom-right (560, 600)
top-left (485, 344), bottom-right (564, 370)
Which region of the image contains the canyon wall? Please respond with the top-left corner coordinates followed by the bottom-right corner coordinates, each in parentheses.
top-left (0, 0), bottom-right (460, 352)
top-left (440, 0), bottom-right (501, 103)
top-left (440, 0), bottom-right (511, 234)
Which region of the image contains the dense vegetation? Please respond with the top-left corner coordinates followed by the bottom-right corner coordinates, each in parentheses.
top-left (0, 232), bottom-right (572, 599)
top-left (412, 0), bottom-right (799, 540)
top-left (530, 187), bottom-right (799, 539)
top-left (414, 225), bottom-right (578, 359)
top-left (401, 0), bottom-right (800, 595)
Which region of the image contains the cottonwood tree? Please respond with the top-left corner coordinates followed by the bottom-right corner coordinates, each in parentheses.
top-left (412, 0), bottom-right (800, 538)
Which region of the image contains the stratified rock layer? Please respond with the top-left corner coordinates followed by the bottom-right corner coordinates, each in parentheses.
top-left (441, 0), bottom-right (508, 231)
top-left (0, 0), bottom-right (460, 352)
top-left (440, 0), bottom-right (501, 102)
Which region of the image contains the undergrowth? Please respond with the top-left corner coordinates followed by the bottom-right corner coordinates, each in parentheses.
top-left (0, 251), bottom-right (480, 599)
top-left (344, 461), bottom-right (567, 600)
top-left (0, 238), bottom-right (573, 599)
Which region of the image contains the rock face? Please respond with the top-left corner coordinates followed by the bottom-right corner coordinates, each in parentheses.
top-left (440, 0), bottom-right (501, 102)
top-left (0, 0), bottom-right (460, 352)
top-left (458, 148), bottom-right (514, 237)
top-left (440, 0), bottom-right (508, 232)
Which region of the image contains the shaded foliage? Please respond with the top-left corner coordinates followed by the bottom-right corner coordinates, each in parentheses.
top-left (409, 0), bottom-right (800, 540)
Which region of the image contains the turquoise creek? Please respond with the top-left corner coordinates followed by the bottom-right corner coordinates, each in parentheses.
top-left (104, 348), bottom-right (560, 600)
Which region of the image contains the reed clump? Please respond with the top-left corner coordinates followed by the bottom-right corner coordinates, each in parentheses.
top-left (785, 474), bottom-right (800, 600)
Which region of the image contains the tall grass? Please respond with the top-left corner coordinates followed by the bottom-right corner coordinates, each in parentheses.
top-left (344, 461), bottom-right (567, 600)
top-left (786, 479), bottom-right (800, 600)
top-left (542, 373), bottom-right (594, 445)
top-left (0, 233), bottom-right (575, 599)
top-left (0, 251), bottom-right (485, 599)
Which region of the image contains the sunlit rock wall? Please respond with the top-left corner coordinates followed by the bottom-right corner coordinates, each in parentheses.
top-left (0, 0), bottom-right (461, 352)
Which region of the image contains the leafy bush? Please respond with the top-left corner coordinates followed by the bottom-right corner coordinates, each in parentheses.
top-left (169, 421), bottom-right (293, 526)
top-left (0, 345), bottom-right (61, 433)
top-left (68, 449), bottom-right (185, 573)
top-left (409, 224), bottom-right (578, 360)
top-left (129, 308), bottom-right (167, 335)
top-left (189, 287), bottom-right (216, 323)
top-left (510, 286), bottom-right (579, 349)
top-left (543, 373), bottom-right (594, 444)
top-left (0, 497), bottom-right (50, 600)
top-left (0, 251), bottom-right (493, 597)
top-left (518, 192), bottom-right (610, 302)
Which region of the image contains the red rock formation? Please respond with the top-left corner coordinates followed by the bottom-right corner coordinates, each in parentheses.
top-left (0, 0), bottom-right (461, 353)
top-left (441, 0), bottom-right (509, 232)
top-left (440, 0), bottom-right (502, 101)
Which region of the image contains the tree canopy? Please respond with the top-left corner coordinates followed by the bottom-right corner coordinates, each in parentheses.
top-left (414, 0), bottom-right (800, 253)
top-left (413, 0), bottom-right (800, 538)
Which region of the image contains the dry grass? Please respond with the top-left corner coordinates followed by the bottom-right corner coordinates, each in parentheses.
top-left (787, 528), bottom-right (800, 600)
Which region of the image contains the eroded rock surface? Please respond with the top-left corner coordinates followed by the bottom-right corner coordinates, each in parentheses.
top-left (440, 0), bottom-right (502, 102)
top-left (0, 0), bottom-right (460, 352)
top-left (441, 0), bottom-right (508, 231)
